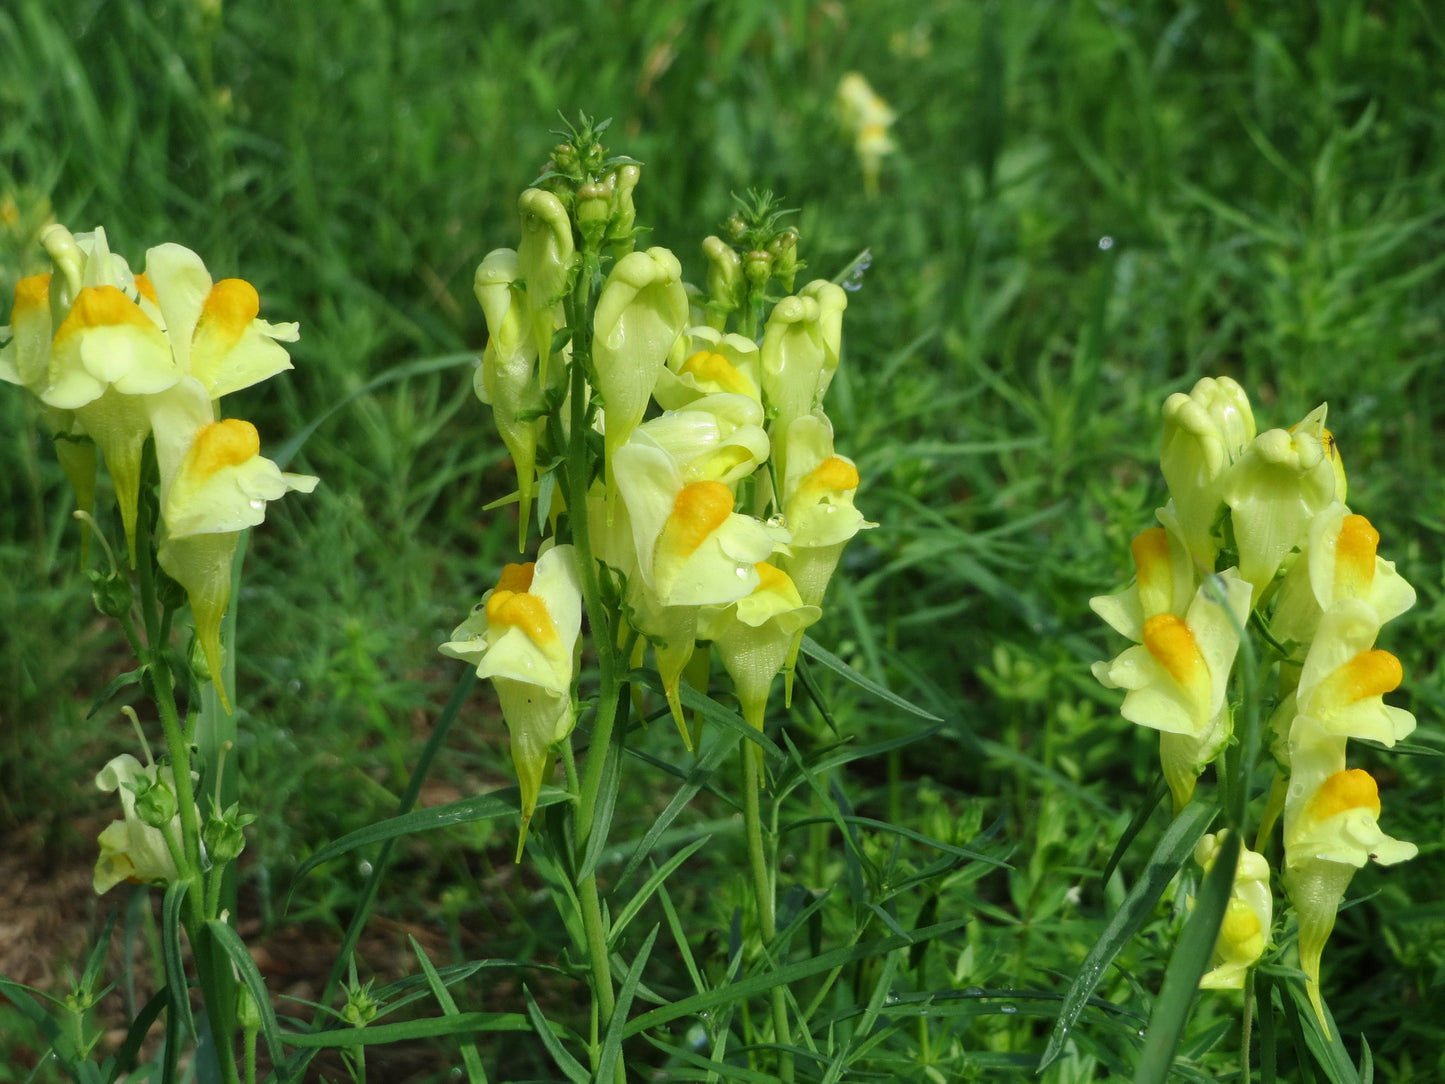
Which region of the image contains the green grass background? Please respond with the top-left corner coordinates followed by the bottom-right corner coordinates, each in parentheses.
top-left (2, 0), bottom-right (1442, 1079)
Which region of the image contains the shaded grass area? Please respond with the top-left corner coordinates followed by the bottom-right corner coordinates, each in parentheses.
top-left (2, 0), bottom-right (1443, 1079)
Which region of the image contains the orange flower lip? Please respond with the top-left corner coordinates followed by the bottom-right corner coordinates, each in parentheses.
top-left (1334, 513), bottom-right (1378, 598)
top-left (1142, 613), bottom-right (1206, 691)
top-left (1308, 768), bottom-right (1381, 820)
top-left (659, 481), bottom-right (734, 560)
top-left (185, 419), bottom-right (260, 485)
top-left (53, 284), bottom-right (156, 340)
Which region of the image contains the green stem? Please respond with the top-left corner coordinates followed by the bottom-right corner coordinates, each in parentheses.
top-left (743, 747), bottom-right (794, 1081)
top-left (559, 244), bottom-right (626, 1083)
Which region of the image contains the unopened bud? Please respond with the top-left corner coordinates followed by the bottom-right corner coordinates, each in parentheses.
top-left (133, 777), bottom-right (177, 828)
top-left (608, 164), bottom-right (641, 254)
top-left (87, 569), bottom-right (134, 620)
top-left (703, 236), bottom-right (743, 328)
top-left (576, 181), bottom-right (612, 248)
top-left (744, 249), bottom-right (773, 290)
top-left (768, 227), bottom-right (801, 292)
top-left (551, 142), bottom-right (579, 175)
top-left (203, 803), bottom-right (255, 864)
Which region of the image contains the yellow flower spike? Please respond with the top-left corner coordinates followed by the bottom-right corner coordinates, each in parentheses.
top-left (1221, 404), bottom-right (1341, 603)
top-left (1283, 768), bottom-right (1417, 1029)
top-left (440, 544), bottom-right (582, 855)
top-left (1158, 376), bottom-right (1256, 569)
top-left (1194, 832), bottom-right (1272, 989)
top-left (835, 73), bottom-right (897, 197)
top-left (592, 246), bottom-right (689, 488)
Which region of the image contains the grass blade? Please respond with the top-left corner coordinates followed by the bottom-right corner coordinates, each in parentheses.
top-left (1133, 828), bottom-right (1238, 1083)
top-left (1039, 799), bottom-right (1217, 1070)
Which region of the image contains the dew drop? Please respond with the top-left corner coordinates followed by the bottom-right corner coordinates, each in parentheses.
top-left (1098, 235), bottom-right (1115, 251)
top-left (1000, 1003), bottom-right (1018, 1015)
top-left (249, 499), bottom-right (265, 511)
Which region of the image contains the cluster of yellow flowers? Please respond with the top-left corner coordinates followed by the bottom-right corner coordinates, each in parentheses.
top-left (1091, 377), bottom-right (1417, 1021)
top-left (0, 226), bottom-right (316, 708)
top-left (440, 145), bottom-right (873, 842)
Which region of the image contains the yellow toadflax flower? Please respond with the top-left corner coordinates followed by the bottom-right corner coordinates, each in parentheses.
top-left (1093, 569), bottom-right (1252, 811)
top-left (149, 379), bottom-right (318, 711)
top-left (1269, 504), bottom-right (1415, 649)
top-left (140, 242), bottom-right (299, 399)
top-left (1193, 832), bottom-right (1272, 990)
top-left (1282, 768), bottom-right (1416, 1027)
top-left (93, 753), bottom-right (187, 895)
top-left (440, 543), bottom-right (582, 855)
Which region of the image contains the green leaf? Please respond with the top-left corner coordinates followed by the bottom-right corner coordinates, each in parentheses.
top-left (83, 668), bottom-right (143, 719)
top-left (624, 918), bottom-right (968, 1037)
top-left (107, 987), bottom-right (169, 1082)
top-left (293, 784), bottom-right (569, 884)
top-left (1101, 774), bottom-right (1168, 887)
top-left (799, 635), bottom-right (943, 722)
top-left (282, 1011), bottom-right (551, 1047)
top-left (1039, 799), bottom-right (1218, 1071)
top-left (609, 837), bottom-right (710, 947)
top-left (524, 986), bottom-right (592, 1084)
top-left (204, 920), bottom-right (286, 1071)
top-left (577, 686), bottom-right (628, 882)
top-left (596, 925), bottom-right (660, 1082)
top-left (161, 882), bottom-right (196, 1043)
top-left (1133, 828), bottom-right (1238, 1083)
top-left (409, 936), bottom-right (489, 1084)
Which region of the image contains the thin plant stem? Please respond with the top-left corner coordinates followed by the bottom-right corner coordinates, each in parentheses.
top-left (743, 745), bottom-right (794, 1081)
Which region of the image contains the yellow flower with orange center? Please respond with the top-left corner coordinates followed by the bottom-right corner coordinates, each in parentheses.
top-left (440, 544), bottom-right (582, 850)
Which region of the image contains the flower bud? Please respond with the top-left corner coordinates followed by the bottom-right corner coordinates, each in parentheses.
top-left (608, 164), bottom-right (641, 255)
top-left (743, 249), bottom-right (773, 290)
top-left (517, 188), bottom-right (575, 385)
top-left (592, 247), bottom-right (689, 482)
top-left (1221, 403), bottom-right (1339, 602)
top-left (88, 568), bottom-right (135, 620)
top-left (702, 235), bottom-right (743, 330)
top-left (576, 179), bottom-right (613, 249)
top-left (1157, 376), bottom-right (1255, 570)
top-left (203, 803), bottom-right (254, 864)
top-left (132, 775), bottom-right (178, 828)
top-left (767, 227), bottom-right (801, 293)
